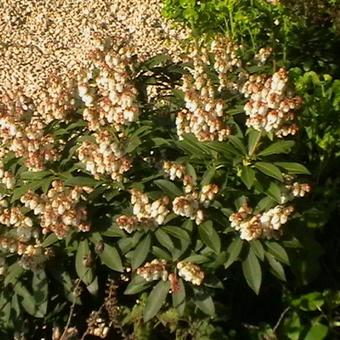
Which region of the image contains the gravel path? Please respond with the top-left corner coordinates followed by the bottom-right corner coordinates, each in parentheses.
top-left (0, 0), bottom-right (188, 101)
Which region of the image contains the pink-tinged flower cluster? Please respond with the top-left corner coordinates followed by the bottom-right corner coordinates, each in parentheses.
top-left (20, 180), bottom-right (92, 238)
top-left (177, 261), bottom-right (204, 286)
top-left (77, 129), bottom-right (131, 182)
top-left (137, 259), bottom-right (168, 282)
top-left (116, 189), bottom-right (170, 233)
top-left (229, 202), bottom-right (294, 241)
top-left (241, 68), bottom-right (302, 137)
top-left (0, 91), bottom-right (60, 171)
top-left (78, 44), bottom-right (139, 131)
top-left (163, 161), bottom-right (196, 193)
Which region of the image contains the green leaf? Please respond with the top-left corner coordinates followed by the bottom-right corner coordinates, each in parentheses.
top-left (186, 163), bottom-right (197, 184)
top-left (4, 263), bottom-right (24, 287)
top-left (32, 271), bottom-right (48, 317)
top-left (194, 293), bottom-right (215, 316)
top-left (225, 238), bottom-right (243, 268)
top-left (155, 229), bottom-right (174, 253)
top-left (154, 179), bottom-right (182, 198)
top-left (265, 253), bottom-right (286, 281)
top-left (250, 240), bottom-right (265, 261)
top-left (274, 162), bottom-right (311, 175)
top-left (198, 220), bottom-right (221, 254)
top-left (265, 241), bottom-right (290, 265)
top-left (41, 233), bottom-right (59, 247)
top-left (99, 243), bottom-right (124, 272)
top-left (64, 176), bottom-right (99, 187)
top-left (228, 136), bottom-right (247, 155)
top-left (131, 234), bottom-right (151, 270)
top-left (248, 129), bottom-right (262, 156)
top-left (143, 280), bottom-right (170, 322)
top-left (172, 278), bottom-right (186, 315)
top-left (75, 240), bottom-right (93, 285)
top-left (255, 162), bottom-right (283, 181)
top-left (304, 323), bottom-right (328, 340)
top-left (161, 226), bottom-right (190, 242)
top-left (200, 166), bottom-right (216, 187)
top-left (242, 248), bottom-right (262, 294)
top-left (125, 136), bottom-right (142, 153)
top-left (124, 275), bottom-right (153, 295)
top-left (266, 182), bottom-right (282, 203)
top-left (258, 141), bottom-right (295, 157)
top-left (240, 166), bottom-right (255, 189)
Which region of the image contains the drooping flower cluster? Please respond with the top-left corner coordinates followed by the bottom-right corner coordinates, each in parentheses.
top-left (0, 166), bottom-right (15, 189)
top-left (77, 129), bottom-right (131, 182)
top-left (210, 35), bottom-right (241, 90)
top-left (116, 189), bottom-right (170, 233)
top-left (254, 47), bottom-right (273, 65)
top-left (177, 261), bottom-right (204, 286)
top-left (172, 194), bottom-right (203, 224)
top-left (37, 76), bottom-right (77, 124)
top-left (287, 182), bottom-right (311, 198)
top-left (136, 259), bottom-right (168, 282)
top-left (20, 180), bottom-right (92, 238)
top-left (163, 161), bottom-right (196, 193)
top-left (78, 43), bottom-right (139, 131)
top-left (136, 259), bottom-right (205, 287)
top-left (171, 181), bottom-right (219, 224)
top-left (0, 90), bottom-right (60, 171)
top-left (229, 202), bottom-right (294, 241)
top-left (241, 68), bottom-right (302, 137)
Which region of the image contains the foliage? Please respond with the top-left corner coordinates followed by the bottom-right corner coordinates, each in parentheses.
top-left (0, 0), bottom-right (339, 338)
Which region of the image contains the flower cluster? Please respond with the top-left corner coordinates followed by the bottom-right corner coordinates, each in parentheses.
top-left (199, 184), bottom-right (219, 207)
top-left (0, 206), bottom-right (34, 242)
top-left (229, 202), bottom-right (294, 241)
top-left (20, 180), bottom-right (91, 238)
top-left (163, 161), bottom-right (196, 193)
top-left (176, 261), bottom-right (204, 286)
top-left (78, 44), bottom-right (139, 131)
top-left (210, 35), bottom-right (241, 90)
top-left (77, 129), bottom-right (131, 182)
top-left (116, 189), bottom-right (170, 233)
top-left (287, 182), bottom-right (311, 198)
top-left (0, 91), bottom-right (60, 171)
top-left (241, 68), bottom-right (302, 137)
top-left (136, 259), bottom-right (168, 282)
top-left (0, 168), bottom-right (15, 189)
top-left (172, 193), bottom-right (204, 224)
top-left (254, 47), bottom-right (273, 64)
top-left (37, 76), bottom-right (76, 124)
top-left (20, 245), bottom-right (50, 271)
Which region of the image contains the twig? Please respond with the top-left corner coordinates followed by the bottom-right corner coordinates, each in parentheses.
top-left (60, 279), bottom-right (82, 340)
top-left (273, 306), bottom-right (291, 333)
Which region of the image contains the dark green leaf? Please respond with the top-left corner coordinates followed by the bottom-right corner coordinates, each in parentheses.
top-left (198, 220), bottom-right (221, 254)
top-left (265, 241), bottom-right (290, 265)
top-left (240, 166), bottom-right (255, 189)
top-left (75, 240), bottom-right (93, 285)
top-left (248, 129), bottom-right (262, 156)
top-left (100, 243), bottom-right (124, 272)
top-left (124, 275), bottom-right (153, 295)
top-left (242, 248), bottom-right (262, 294)
top-left (265, 253), bottom-right (286, 281)
top-left (225, 238), bottom-right (243, 268)
top-left (250, 240), bottom-right (265, 261)
top-left (143, 280), bottom-right (170, 322)
top-left (172, 278), bottom-right (186, 315)
top-left (258, 141), bottom-right (295, 157)
top-left (274, 162), bottom-right (310, 175)
top-left (131, 234), bottom-right (151, 270)
top-left (255, 162), bottom-right (283, 181)
top-left (194, 293), bottom-right (215, 316)
top-left (154, 179), bottom-right (182, 198)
